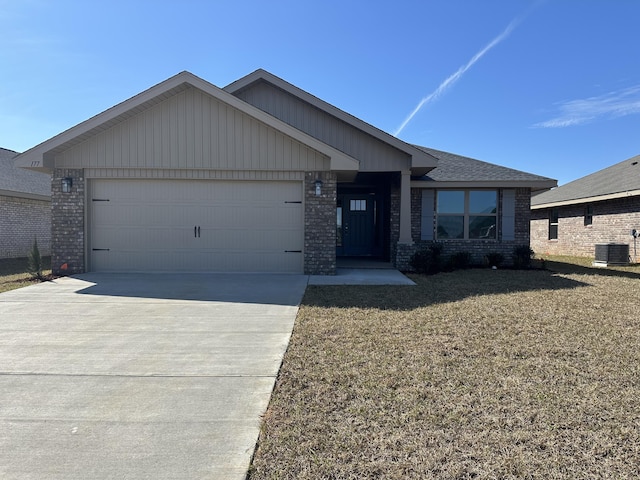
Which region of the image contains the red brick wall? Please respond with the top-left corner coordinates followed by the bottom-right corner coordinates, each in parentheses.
top-left (531, 196), bottom-right (640, 260)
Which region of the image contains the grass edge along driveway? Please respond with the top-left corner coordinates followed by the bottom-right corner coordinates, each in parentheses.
top-left (249, 261), bottom-right (640, 479)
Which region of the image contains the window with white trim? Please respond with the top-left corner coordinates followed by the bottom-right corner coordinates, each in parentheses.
top-left (436, 190), bottom-right (497, 240)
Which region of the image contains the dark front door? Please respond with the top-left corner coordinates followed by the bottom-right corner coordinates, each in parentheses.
top-left (337, 193), bottom-right (379, 256)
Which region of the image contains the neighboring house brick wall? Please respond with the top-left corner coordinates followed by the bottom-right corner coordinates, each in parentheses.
top-left (0, 195), bottom-right (51, 258)
top-left (51, 169), bottom-right (85, 275)
top-left (304, 171), bottom-right (336, 275)
top-left (531, 196), bottom-right (640, 259)
top-left (397, 187), bottom-right (532, 270)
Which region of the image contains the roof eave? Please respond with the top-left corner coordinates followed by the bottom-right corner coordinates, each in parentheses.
top-left (411, 179), bottom-right (558, 190)
top-left (531, 188), bottom-right (640, 209)
top-left (0, 189), bottom-right (51, 201)
top-left (224, 69), bottom-right (438, 170)
top-left (14, 71), bottom-right (360, 174)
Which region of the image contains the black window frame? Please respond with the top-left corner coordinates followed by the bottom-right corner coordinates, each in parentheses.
top-left (435, 190), bottom-right (498, 240)
top-left (584, 204), bottom-right (593, 226)
top-left (549, 208), bottom-right (559, 240)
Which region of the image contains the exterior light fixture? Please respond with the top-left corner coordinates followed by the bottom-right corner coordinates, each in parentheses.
top-left (61, 177), bottom-right (73, 193)
top-left (315, 179), bottom-right (323, 196)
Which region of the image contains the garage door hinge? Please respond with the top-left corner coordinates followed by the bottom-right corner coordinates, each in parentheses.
top-left (284, 250), bottom-right (302, 253)
top-left (92, 198), bottom-right (110, 202)
top-left (92, 248), bottom-right (110, 251)
top-left (284, 201), bottom-right (302, 204)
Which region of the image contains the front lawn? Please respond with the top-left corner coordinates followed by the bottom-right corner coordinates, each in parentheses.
top-left (0, 256), bottom-right (52, 293)
top-left (249, 260), bottom-right (640, 479)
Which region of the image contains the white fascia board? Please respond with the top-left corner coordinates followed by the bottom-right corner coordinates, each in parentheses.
top-left (14, 71), bottom-right (359, 173)
top-left (411, 180), bottom-right (558, 190)
top-left (225, 69), bottom-right (437, 170)
top-left (531, 189), bottom-right (640, 209)
top-left (0, 189), bottom-right (50, 201)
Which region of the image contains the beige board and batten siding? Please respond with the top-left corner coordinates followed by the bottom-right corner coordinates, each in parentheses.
top-left (233, 81), bottom-right (412, 172)
top-left (89, 179), bottom-right (303, 273)
top-left (54, 87), bottom-right (330, 172)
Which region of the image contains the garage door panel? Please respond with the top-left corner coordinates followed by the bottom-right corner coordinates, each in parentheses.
top-left (90, 179), bottom-right (303, 273)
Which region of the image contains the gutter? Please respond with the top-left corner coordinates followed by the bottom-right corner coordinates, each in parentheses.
top-left (531, 189), bottom-right (640, 209)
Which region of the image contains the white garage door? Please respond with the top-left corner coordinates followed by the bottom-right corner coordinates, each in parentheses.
top-left (89, 179), bottom-right (304, 273)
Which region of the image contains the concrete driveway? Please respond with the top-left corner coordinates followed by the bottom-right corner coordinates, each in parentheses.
top-left (0, 273), bottom-right (308, 479)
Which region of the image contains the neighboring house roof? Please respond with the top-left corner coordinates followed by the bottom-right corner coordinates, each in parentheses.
top-left (14, 71), bottom-right (360, 174)
top-left (224, 69), bottom-right (439, 175)
top-left (0, 147), bottom-right (51, 200)
top-left (412, 146), bottom-right (557, 190)
top-left (531, 154), bottom-right (640, 209)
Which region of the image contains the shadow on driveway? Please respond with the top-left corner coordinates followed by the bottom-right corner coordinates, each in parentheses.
top-left (73, 272), bottom-right (309, 306)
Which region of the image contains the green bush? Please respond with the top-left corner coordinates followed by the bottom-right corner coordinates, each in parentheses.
top-left (484, 251), bottom-right (504, 268)
top-left (512, 245), bottom-right (534, 269)
top-left (448, 251), bottom-right (473, 270)
top-left (28, 238), bottom-right (44, 280)
top-left (409, 243), bottom-right (443, 274)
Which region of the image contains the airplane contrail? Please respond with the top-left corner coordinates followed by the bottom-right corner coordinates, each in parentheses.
top-left (393, 16), bottom-right (523, 137)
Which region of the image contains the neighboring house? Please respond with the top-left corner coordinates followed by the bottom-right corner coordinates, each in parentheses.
top-left (531, 154), bottom-right (640, 260)
top-left (14, 69), bottom-right (555, 276)
top-left (0, 147), bottom-right (51, 258)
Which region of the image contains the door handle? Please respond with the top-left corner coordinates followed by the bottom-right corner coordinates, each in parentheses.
top-left (198, 226), bottom-right (201, 238)
top-left (194, 226), bottom-right (197, 238)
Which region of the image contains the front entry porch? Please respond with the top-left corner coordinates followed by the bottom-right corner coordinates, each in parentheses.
top-left (336, 174), bottom-right (391, 260)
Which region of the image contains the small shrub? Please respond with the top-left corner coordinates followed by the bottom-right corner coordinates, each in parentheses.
top-left (484, 251), bottom-right (504, 268)
top-left (409, 243), bottom-right (443, 274)
top-left (512, 245), bottom-right (534, 269)
top-left (27, 238), bottom-right (44, 280)
top-left (448, 251), bottom-right (473, 270)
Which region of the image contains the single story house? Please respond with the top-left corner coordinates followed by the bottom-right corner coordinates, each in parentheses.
top-left (0, 147), bottom-right (51, 258)
top-left (531, 154), bottom-right (640, 261)
top-left (15, 69), bottom-right (555, 276)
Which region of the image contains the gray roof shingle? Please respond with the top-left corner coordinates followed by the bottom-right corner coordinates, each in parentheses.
top-left (414, 146), bottom-right (556, 184)
top-left (0, 147), bottom-right (51, 197)
top-left (531, 154), bottom-right (640, 206)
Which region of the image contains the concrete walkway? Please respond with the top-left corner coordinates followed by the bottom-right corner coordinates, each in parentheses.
top-left (0, 273), bottom-right (308, 480)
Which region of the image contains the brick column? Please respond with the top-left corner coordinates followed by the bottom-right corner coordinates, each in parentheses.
top-left (52, 169), bottom-right (85, 276)
top-left (304, 171), bottom-right (336, 275)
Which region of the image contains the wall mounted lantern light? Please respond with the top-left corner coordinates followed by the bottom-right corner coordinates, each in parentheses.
top-left (315, 179), bottom-right (323, 196)
top-left (61, 177), bottom-right (73, 193)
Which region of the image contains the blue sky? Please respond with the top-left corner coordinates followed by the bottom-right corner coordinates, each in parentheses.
top-left (1, 0), bottom-right (639, 186)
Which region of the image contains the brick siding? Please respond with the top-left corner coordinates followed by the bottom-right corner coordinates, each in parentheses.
top-left (0, 195), bottom-right (51, 258)
top-left (304, 171), bottom-right (337, 274)
top-left (531, 196), bottom-right (640, 260)
top-left (51, 169), bottom-right (85, 275)
top-left (396, 187), bottom-right (532, 270)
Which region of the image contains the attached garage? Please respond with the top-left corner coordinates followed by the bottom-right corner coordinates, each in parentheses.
top-left (13, 71), bottom-right (361, 275)
top-left (89, 179), bottom-right (304, 273)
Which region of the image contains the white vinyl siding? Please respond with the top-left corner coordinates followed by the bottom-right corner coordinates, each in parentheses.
top-left (234, 81), bottom-right (411, 172)
top-left (56, 88), bottom-right (330, 172)
top-left (89, 179), bottom-right (303, 273)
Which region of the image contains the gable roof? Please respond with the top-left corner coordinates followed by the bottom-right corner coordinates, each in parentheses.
top-left (14, 71), bottom-right (359, 174)
top-left (224, 69), bottom-right (438, 175)
top-left (412, 147), bottom-right (556, 190)
top-left (0, 147), bottom-right (50, 200)
top-left (531, 154), bottom-right (640, 209)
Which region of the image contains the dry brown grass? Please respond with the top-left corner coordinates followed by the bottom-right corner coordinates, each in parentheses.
top-left (0, 256), bottom-right (52, 293)
top-left (249, 261), bottom-right (640, 479)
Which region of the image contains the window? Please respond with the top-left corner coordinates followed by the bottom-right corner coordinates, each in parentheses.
top-left (584, 205), bottom-right (593, 226)
top-left (350, 199), bottom-right (366, 211)
top-left (549, 208), bottom-right (559, 240)
top-left (436, 190), bottom-right (497, 240)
